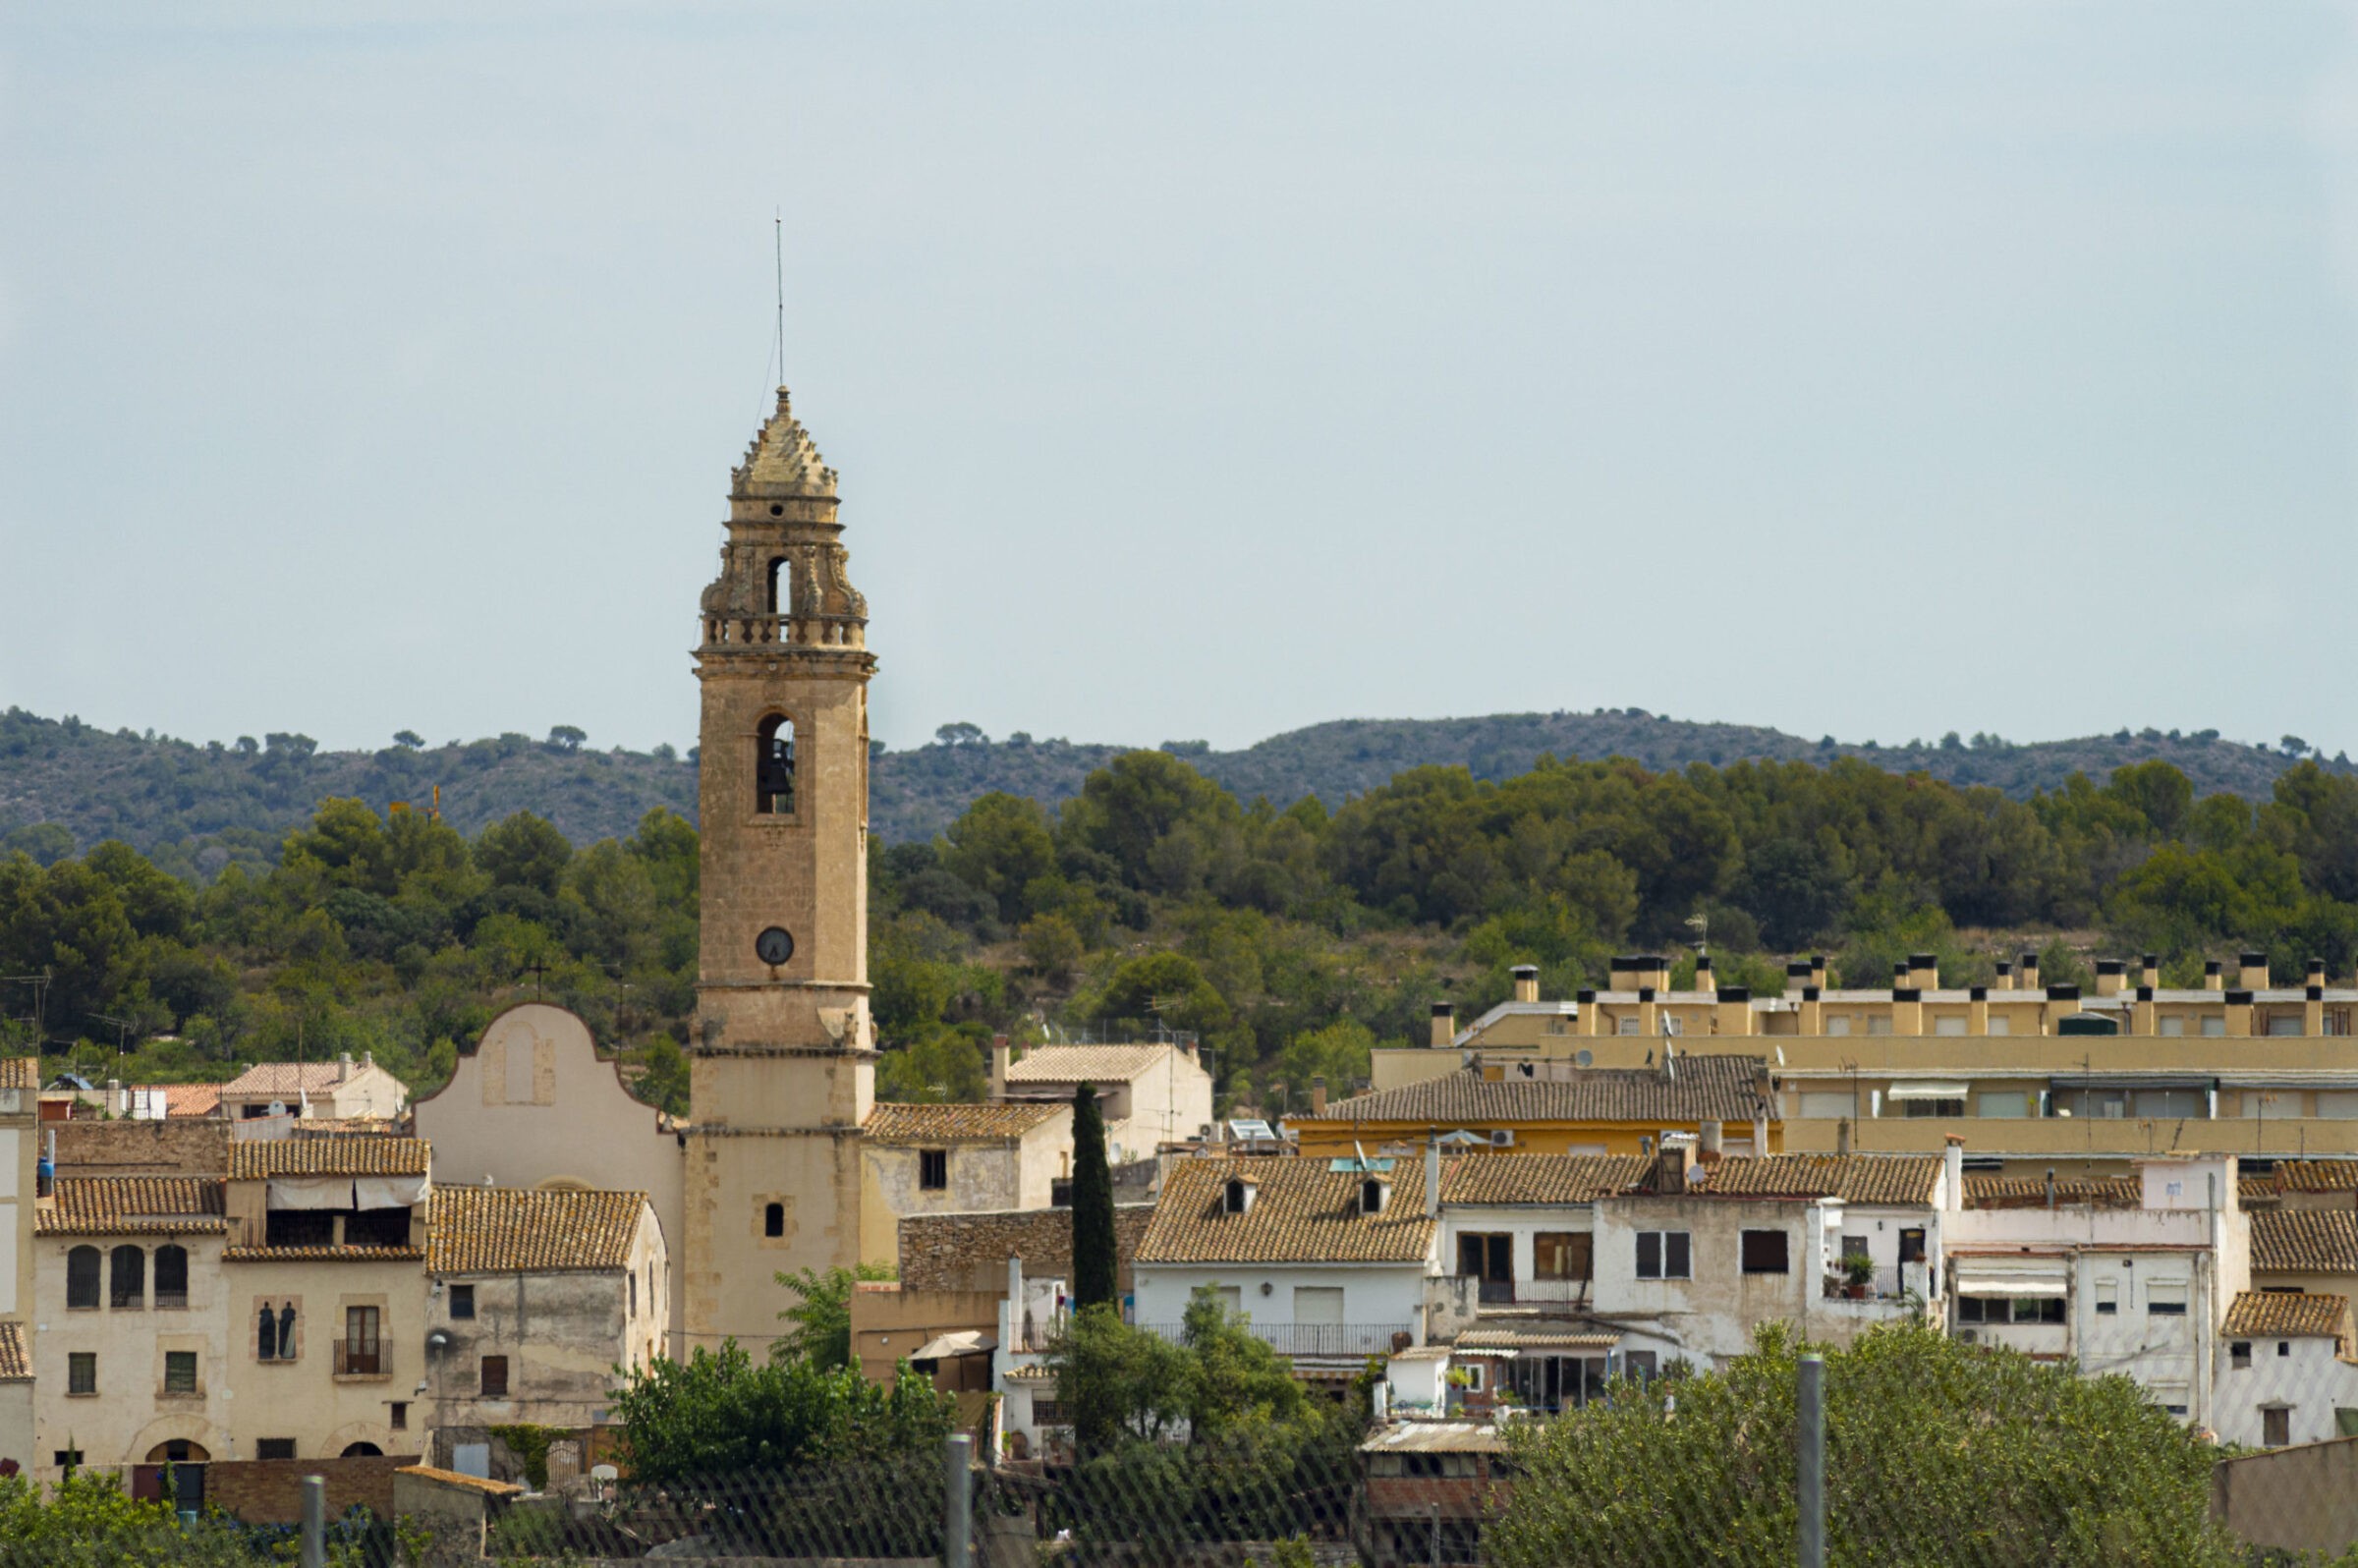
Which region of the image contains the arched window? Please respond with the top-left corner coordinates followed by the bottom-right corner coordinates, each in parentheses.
top-left (767, 555), bottom-right (793, 616)
top-left (340, 1442), bottom-right (383, 1458)
top-left (763, 1202), bottom-right (785, 1238)
top-left (153, 1245), bottom-right (189, 1309)
top-left (109, 1245), bottom-right (144, 1310)
top-left (277, 1303), bottom-right (298, 1360)
top-left (755, 716), bottom-right (796, 814)
top-left (257, 1304), bottom-right (278, 1361)
top-left (66, 1247), bottom-right (99, 1310)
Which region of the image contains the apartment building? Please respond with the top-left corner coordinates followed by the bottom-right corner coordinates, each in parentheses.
top-left (1292, 1055), bottom-right (1777, 1160)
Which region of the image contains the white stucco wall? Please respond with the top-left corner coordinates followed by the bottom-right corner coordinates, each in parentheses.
top-left (1132, 1263), bottom-right (1426, 1343)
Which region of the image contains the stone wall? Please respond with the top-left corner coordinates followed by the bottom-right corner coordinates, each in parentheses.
top-left (51, 1117), bottom-right (230, 1176)
top-left (898, 1204), bottom-right (1152, 1295)
top-left (205, 1453), bottom-right (420, 1524)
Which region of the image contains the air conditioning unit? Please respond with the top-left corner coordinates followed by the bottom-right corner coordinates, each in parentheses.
top-left (1489, 1130), bottom-right (1516, 1148)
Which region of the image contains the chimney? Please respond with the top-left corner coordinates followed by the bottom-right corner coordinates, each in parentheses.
top-left (1008, 1254), bottom-right (1026, 1348)
top-left (2205, 960), bottom-right (2224, 992)
top-left (1426, 1139), bottom-right (1440, 1216)
top-left (1430, 1002), bottom-right (1455, 1049)
top-left (2309, 957), bottom-right (2328, 987)
top-left (1810, 955), bottom-right (1827, 990)
top-left (2095, 959), bottom-right (2125, 997)
top-left (2224, 989), bottom-right (2254, 1037)
top-left (338, 1051), bottom-right (355, 1085)
top-left (2018, 952), bottom-right (2041, 992)
top-left (105, 1079), bottom-right (124, 1119)
top-left (1993, 961), bottom-right (2013, 991)
top-left (1785, 961), bottom-right (1813, 998)
top-left (2140, 955), bottom-right (2161, 991)
top-left (1752, 1109), bottom-right (1768, 1155)
top-left (2306, 984), bottom-right (2326, 1038)
top-left (1609, 956), bottom-right (1641, 992)
top-left (1798, 985), bottom-right (1824, 1036)
top-left (1511, 965), bottom-right (1540, 1004)
top-left (1890, 987), bottom-right (1923, 1036)
top-left (1942, 1135), bottom-right (1965, 1213)
top-left (1968, 985), bottom-right (1989, 1035)
top-left (1892, 960), bottom-right (1910, 988)
top-left (2240, 952), bottom-right (2271, 992)
top-left (1654, 1134), bottom-right (1697, 1195)
top-left (989, 1035), bottom-right (1011, 1099)
top-left (363, 1050), bottom-right (373, 1072)
top-left (1698, 1120), bottom-right (1723, 1163)
top-left (1575, 989), bottom-right (1600, 1036)
top-left (1908, 954), bottom-right (1938, 991)
top-left (2132, 985), bottom-right (2157, 1036)
top-left (1715, 986), bottom-right (1753, 1037)
top-left (2043, 983), bottom-right (2080, 1036)
top-left (1310, 1076), bottom-right (1328, 1116)
top-left (1693, 955), bottom-right (1715, 995)
top-left (1636, 987), bottom-right (1660, 1037)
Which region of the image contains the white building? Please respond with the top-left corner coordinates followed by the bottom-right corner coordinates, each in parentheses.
top-left (219, 1056), bottom-right (408, 1123)
top-left (2212, 1291), bottom-right (2358, 1448)
top-left (991, 1042), bottom-right (1215, 1165)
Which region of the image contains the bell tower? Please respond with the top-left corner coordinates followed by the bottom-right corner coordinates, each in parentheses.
top-left (683, 383), bottom-right (875, 1353)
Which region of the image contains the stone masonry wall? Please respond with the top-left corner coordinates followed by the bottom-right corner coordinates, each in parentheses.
top-left (206, 1454), bottom-right (420, 1524)
top-left (898, 1204), bottom-right (1152, 1295)
top-left (51, 1118), bottom-right (231, 1176)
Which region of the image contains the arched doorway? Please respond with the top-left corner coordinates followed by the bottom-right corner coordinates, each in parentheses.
top-left (137, 1440), bottom-right (208, 1512)
top-left (341, 1441), bottom-right (383, 1458)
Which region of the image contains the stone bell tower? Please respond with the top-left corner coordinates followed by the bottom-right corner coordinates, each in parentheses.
top-left (683, 383), bottom-right (875, 1353)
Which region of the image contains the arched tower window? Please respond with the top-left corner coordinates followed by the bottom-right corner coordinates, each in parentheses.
top-left (109, 1245), bottom-right (144, 1310)
top-left (763, 1202), bottom-right (785, 1238)
top-left (767, 555), bottom-right (793, 616)
top-left (756, 716), bottom-right (796, 814)
top-left (154, 1245), bottom-right (188, 1309)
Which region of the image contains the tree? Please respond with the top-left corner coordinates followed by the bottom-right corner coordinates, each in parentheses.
top-left (609, 1340), bottom-right (950, 1484)
top-left (1487, 1322), bottom-right (2241, 1568)
top-left (775, 1261), bottom-right (898, 1370)
top-left (393, 729), bottom-right (424, 749)
top-left (548, 724), bottom-right (588, 752)
top-left (1071, 1081), bottom-right (1117, 1310)
top-left (633, 1035), bottom-right (690, 1115)
top-left (476, 812), bottom-right (572, 896)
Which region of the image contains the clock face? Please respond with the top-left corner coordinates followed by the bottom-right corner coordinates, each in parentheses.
top-left (756, 926), bottom-right (795, 967)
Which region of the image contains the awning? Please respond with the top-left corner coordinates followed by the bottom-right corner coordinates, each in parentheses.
top-left (1954, 1276), bottom-right (2066, 1298)
top-left (267, 1177), bottom-right (354, 1210)
top-left (910, 1331), bottom-right (996, 1361)
top-left (1886, 1082), bottom-right (1969, 1100)
top-left (355, 1175), bottom-right (429, 1208)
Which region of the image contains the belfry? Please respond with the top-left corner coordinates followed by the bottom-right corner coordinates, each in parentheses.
top-left (682, 384), bottom-right (875, 1351)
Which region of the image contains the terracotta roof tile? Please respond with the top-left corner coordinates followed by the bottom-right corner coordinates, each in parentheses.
top-left (427, 1187), bottom-right (650, 1274)
top-left (865, 1102), bottom-right (1064, 1143)
top-left (223, 1246), bottom-right (423, 1262)
top-left (1002, 1046), bottom-right (1175, 1085)
top-left (2223, 1290), bottom-right (2352, 1341)
top-left (1439, 1154), bottom-right (1651, 1205)
top-left (38, 1177), bottom-right (226, 1235)
top-left (0, 1322), bottom-right (28, 1381)
top-left (1453, 1327), bottom-right (1620, 1350)
top-left (223, 1062), bottom-right (374, 1097)
top-left (2253, 1210), bottom-right (2358, 1274)
top-left (1696, 1155), bottom-right (1940, 1205)
top-left (162, 1084), bottom-right (223, 1118)
top-left (228, 1136), bottom-right (429, 1179)
top-left (1963, 1173), bottom-right (2140, 1210)
top-left (2274, 1162), bottom-right (2358, 1194)
top-left (1307, 1058), bottom-right (1772, 1127)
top-left (1139, 1157), bottom-right (1433, 1265)
top-left (0, 1059), bottom-right (38, 1092)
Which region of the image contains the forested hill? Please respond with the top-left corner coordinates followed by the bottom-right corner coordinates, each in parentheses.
top-left (1, 704), bottom-right (2347, 872)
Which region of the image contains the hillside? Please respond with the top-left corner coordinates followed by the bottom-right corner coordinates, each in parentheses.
top-left (1, 704), bottom-right (2345, 868)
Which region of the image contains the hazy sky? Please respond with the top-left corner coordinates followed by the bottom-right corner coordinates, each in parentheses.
top-left (5, 4), bottom-right (2356, 757)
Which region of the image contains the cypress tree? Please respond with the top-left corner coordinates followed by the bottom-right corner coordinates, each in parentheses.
top-left (1070, 1080), bottom-right (1118, 1310)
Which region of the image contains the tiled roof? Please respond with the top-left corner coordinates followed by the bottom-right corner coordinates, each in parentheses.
top-left (1440, 1154), bottom-right (1651, 1205)
top-left (228, 1136), bottom-right (429, 1178)
top-left (2223, 1290), bottom-right (2352, 1341)
top-left (161, 1083), bottom-right (223, 1118)
top-left (1309, 1058), bottom-right (1771, 1127)
top-left (1003, 1045), bottom-right (1174, 1085)
top-left (0, 1322), bottom-right (27, 1381)
top-left (222, 1062), bottom-right (365, 1096)
top-left (0, 1059), bottom-right (38, 1092)
top-left (2253, 1210), bottom-right (2358, 1274)
top-left (1453, 1327), bottom-right (1620, 1350)
top-left (223, 1246), bottom-right (423, 1262)
top-left (1139, 1157), bottom-right (1433, 1265)
top-left (38, 1177), bottom-right (226, 1235)
top-left (428, 1187), bottom-right (649, 1274)
top-left (1962, 1173), bottom-right (2140, 1210)
top-left (1696, 1155), bottom-right (1940, 1206)
top-left (865, 1102), bottom-right (1064, 1143)
top-left (2274, 1162), bottom-right (2358, 1194)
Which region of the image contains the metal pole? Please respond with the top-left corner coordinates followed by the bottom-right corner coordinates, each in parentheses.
top-left (1797, 1355), bottom-right (1825, 1568)
top-left (300, 1475), bottom-right (325, 1568)
top-left (943, 1432), bottom-right (973, 1568)
top-left (1428, 1501), bottom-right (1439, 1568)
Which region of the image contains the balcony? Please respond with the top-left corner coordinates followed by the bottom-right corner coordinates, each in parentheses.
top-left (1140, 1321), bottom-right (1412, 1359)
top-left (1465, 1276), bottom-right (1591, 1308)
top-left (333, 1344), bottom-right (384, 1377)
top-left (1821, 1265), bottom-right (1928, 1304)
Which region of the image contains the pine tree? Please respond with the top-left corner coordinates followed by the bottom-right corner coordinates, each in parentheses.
top-left (1070, 1081), bottom-right (1118, 1309)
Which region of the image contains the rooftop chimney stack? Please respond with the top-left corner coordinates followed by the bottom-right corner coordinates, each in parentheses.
top-left (2240, 952), bottom-right (2271, 992)
top-left (1430, 1002), bottom-right (1455, 1049)
top-left (1310, 1076), bottom-right (1328, 1116)
top-left (1511, 965), bottom-right (1540, 1005)
top-left (1426, 1139), bottom-right (1440, 1215)
top-left (1785, 961), bottom-right (1812, 998)
top-left (989, 1035), bottom-right (1011, 1098)
top-left (2205, 960), bottom-right (2225, 992)
top-left (1810, 955), bottom-right (1827, 990)
top-left (1907, 954), bottom-right (1938, 990)
top-left (2140, 955), bottom-right (2161, 991)
top-left (1993, 961), bottom-right (2013, 991)
top-left (1693, 955), bottom-right (1715, 995)
top-left (2095, 959), bottom-right (2125, 997)
top-left (338, 1051), bottom-right (355, 1085)
top-left (2308, 957), bottom-right (2328, 986)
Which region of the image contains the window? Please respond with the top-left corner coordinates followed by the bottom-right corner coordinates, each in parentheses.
top-left (1798, 1092), bottom-right (1854, 1120)
top-left (2231, 1342), bottom-right (2253, 1370)
top-left (1624, 1350), bottom-right (1658, 1382)
top-left (164, 1351), bottom-right (197, 1394)
top-left (1616, 1017), bottom-right (1642, 1036)
top-left (341, 1306), bottom-right (381, 1375)
top-left (2264, 1407), bottom-right (2291, 1447)
top-left (1534, 1232), bottom-right (1592, 1281)
top-left (1458, 1363), bottom-right (1486, 1392)
top-left (631, 1274), bottom-right (639, 1316)
top-left (1978, 1092), bottom-right (2029, 1120)
top-left (342, 1441), bottom-right (384, 1458)
top-left (480, 1355), bottom-right (510, 1397)
top-left (266, 1210), bottom-right (335, 1248)
top-left (767, 554), bottom-right (792, 616)
top-left (1986, 1017), bottom-right (2011, 1036)
top-left (110, 1245), bottom-right (144, 1310)
top-left (2149, 1282), bottom-right (2189, 1316)
top-left (2011, 1298), bottom-right (2065, 1324)
top-left (1223, 1179), bottom-right (1253, 1214)
top-left (2160, 1016), bottom-right (2186, 1037)
top-left (1635, 1231), bottom-right (1691, 1280)
top-left (2095, 1280), bottom-right (2118, 1316)
top-left (1959, 1296), bottom-right (2063, 1324)
top-left (1840, 1235), bottom-right (1870, 1261)
top-left (153, 1246), bottom-right (188, 1309)
top-left (1903, 1097), bottom-right (1965, 1119)
top-left (755, 715), bottom-right (796, 814)
top-left (1935, 1016), bottom-right (1968, 1036)
top-left (2270, 1015), bottom-right (2306, 1037)
top-left (255, 1439), bottom-right (296, 1462)
top-left (1360, 1179), bottom-right (1387, 1214)
top-left (2281, 1341), bottom-right (2293, 1357)
top-left (1825, 1016), bottom-right (1852, 1036)
top-left (763, 1202), bottom-right (786, 1238)
top-left (1739, 1230), bottom-right (1791, 1274)
top-left (257, 1304), bottom-right (278, 1360)
top-left (346, 1207), bottom-right (412, 1248)
top-left (1897, 1228), bottom-right (1927, 1264)
top-left (919, 1149), bottom-right (949, 1192)
top-left (449, 1284), bottom-right (476, 1319)
top-left (67, 1353), bottom-right (95, 1395)
top-left (1293, 1286), bottom-right (1344, 1326)
top-left (278, 1303), bottom-right (297, 1360)
top-left (390, 1402), bottom-right (408, 1430)
top-left (66, 1246), bottom-right (99, 1310)
top-left (2202, 1016), bottom-right (2226, 1037)
top-left (52, 1449), bottom-right (82, 1470)
top-left (1213, 1286), bottom-right (1242, 1316)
